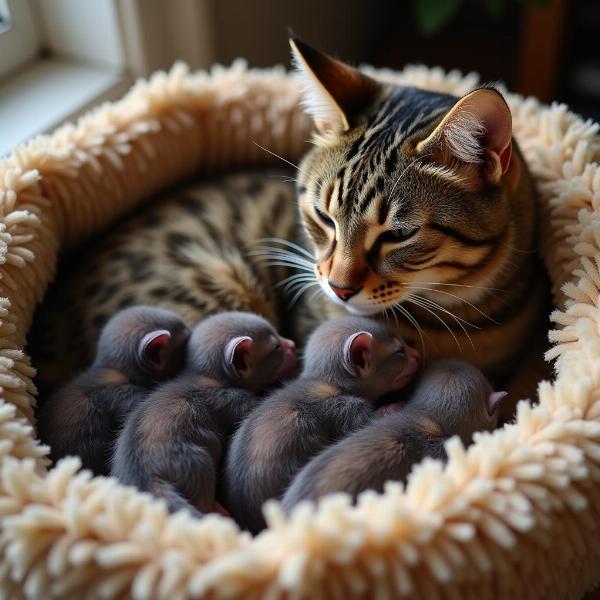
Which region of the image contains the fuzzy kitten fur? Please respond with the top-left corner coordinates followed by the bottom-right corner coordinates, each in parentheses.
top-left (111, 311), bottom-right (296, 517)
top-left (281, 359), bottom-right (503, 511)
top-left (223, 315), bottom-right (420, 533)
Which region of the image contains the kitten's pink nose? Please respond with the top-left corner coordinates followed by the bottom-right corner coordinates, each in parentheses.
top-left (329, 281), bottom-right (362, 302)
top-left (279, 337), bottom-right (296, 353)
top-left (406, 346), bottom-right (421, 365)
top-left (274, 336), bottom-right (297, 380)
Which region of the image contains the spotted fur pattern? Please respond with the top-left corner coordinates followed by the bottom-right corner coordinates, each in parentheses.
top-left (29, 171), bottom-right (329, 397)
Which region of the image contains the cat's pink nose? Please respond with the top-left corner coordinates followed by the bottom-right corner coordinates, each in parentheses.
top-left (329, 282), bottom-right (361, 302)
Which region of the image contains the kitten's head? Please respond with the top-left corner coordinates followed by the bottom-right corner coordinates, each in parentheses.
top-left (186, 311), bottom-right (297, 392)
top-left (302, 316), bottom-right (421, 402)
top-left (95, 305), bottom-right (190, 386)
top-left (407, 360), bottom-right (506, 443)
top-left (291, 37), bottom-right (518, 316)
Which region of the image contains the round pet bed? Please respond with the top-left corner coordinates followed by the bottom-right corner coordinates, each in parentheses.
top-left (1, 60), bottom-right (600, 599)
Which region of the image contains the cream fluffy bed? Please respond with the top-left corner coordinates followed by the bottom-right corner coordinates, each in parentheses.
top-left (1, 61), bottom-right (600, 599)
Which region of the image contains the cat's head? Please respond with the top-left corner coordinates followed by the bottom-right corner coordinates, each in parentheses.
top-left (291, 37), bottom-right (519, 316)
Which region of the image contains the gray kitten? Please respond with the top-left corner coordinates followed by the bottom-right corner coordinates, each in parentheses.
top-left (111, 311), bottom-right (296, 517)
top-left (223, 315), bottom-right (421, 533)
top-left (282, 360), bottom-right (506, 511)
top-left (37, 305), bottom-right (190, 476)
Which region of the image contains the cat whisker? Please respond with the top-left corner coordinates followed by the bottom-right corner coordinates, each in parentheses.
top-left (254, 259), bottom-right (315, 273)
top-left (276, 274), bottom-right (317, 293)
top-left (411, 293), bottom-right (479, 330)
top-left (250, 250), bottom-right (314, 265)
top-left (249, 247), bottom-right (315, 267)
top-left (276, 273), bottom-right (317, 286)
top-left (383, 303), bottom-right (397, 330)
top-left (249, 246), bottom-right (313, 260)
top-left (288, 282), bottom-right (320, 308)
top-left (402, 284), bottom-right (500, 325)
top-left (287, 283), bottom-right (316, 297)
top-left (405, 294), bottom-right (463, 351)
top-left (257, 237), bottom-right (315, 260)
top-left (309, 286), bottom-right (325, 302)
top-left (252, 141), bottom-right (299, 170)
top-left (502, 241), bottom-right (538, 255)
top-left (281, 278), bottom-right (318, 294)
top-left (381, 304), bottom-right (392, 330)
top-left (268, 175), bottom-right (299, 184)
top-left (249, 250), bottom-right (315, 271)
top-left (285, 278), bottom-right (311, 292)
top-left (251, 255), bottom-right (315, 271)
top-left (410, 294), bottom-right (477, 351)
top-left (392, 303), bottom-right (428, 360)
top-left (408, 281), bottom-right (508, 294)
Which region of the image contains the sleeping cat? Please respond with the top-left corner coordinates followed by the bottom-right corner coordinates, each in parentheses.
top-left (289, 37), bottom-right (545, 384)
top-left (28, 171), bottom-right (321, 397)
top-left (29, 39), bottom-right (547, 400)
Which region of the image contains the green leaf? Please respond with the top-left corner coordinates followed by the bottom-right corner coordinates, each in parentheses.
top-left (415, 0), bottom-right (463, 36)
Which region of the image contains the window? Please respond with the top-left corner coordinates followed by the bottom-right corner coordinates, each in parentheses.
top-left (0, 1), bottom-right (12, 33)
top-left (0, 0), bottom-right (215, 157)
top-left (0, 0), bottom-right (40, 79)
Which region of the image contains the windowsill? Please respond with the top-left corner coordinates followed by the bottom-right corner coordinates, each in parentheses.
top-left (0, 58), bottom-right (131, 157)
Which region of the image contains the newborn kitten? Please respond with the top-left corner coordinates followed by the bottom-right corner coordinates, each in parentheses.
top-left (111, 311), bottom-right (296, 517)
top-left (282, 360), bottom-right (506, 511)
top-left (223, 316), bottom-right (420, 533)
top-left (37, 306), bottom-right (190, 476)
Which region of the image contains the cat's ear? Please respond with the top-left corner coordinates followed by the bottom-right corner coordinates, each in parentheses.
top-left (289, 36), bottom-right (379, 133)
top-left (416, 87), bottom-right (513, 191)
top-left (343, 331), bottom-right (374, 378)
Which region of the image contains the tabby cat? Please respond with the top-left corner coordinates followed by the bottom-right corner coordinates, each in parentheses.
top-left (30, 39), bottom-right (548, 400)
top-left (29, 171), bottom-right (317, 397)
top-left (290, 37), bottom-right (546, 385)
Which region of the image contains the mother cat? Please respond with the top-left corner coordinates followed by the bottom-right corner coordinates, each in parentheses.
top-left (30, 38), bottom-right (544, 394)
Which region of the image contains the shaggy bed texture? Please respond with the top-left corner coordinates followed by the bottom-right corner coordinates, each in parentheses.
top-left (1, 61), bottom-right (600, 599)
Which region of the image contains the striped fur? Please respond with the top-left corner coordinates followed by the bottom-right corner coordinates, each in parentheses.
top-left (29, 171), bottom-right (325, 397)
top-left (292, 41), bottom-right (547, 385)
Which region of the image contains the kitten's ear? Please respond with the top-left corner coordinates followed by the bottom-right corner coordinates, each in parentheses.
top-left (487, 390), bottom-right (508, 416)
top-left (343, 331), bottom-right (374, 378)
top-left (289, 36), bottom-right (379, 133)
top-left (416, 87), bottom-right (513, 191)
top-left (140, 330), bottom-right (172, 371)
top-left (224, 336), bottom-right (253, 379)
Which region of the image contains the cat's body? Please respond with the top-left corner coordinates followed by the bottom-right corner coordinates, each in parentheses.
top-left (29, 171), bottom-right (327, 397)
top-left (30, 41), bottom-right (548, 401)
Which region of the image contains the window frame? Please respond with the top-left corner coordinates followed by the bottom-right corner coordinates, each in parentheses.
top-left (0, 0), bottom-right (216, 156)
top-left (0, 0), bottom-right (40, 79)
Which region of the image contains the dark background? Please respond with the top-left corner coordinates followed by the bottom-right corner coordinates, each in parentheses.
top-left (211, 0), bottom-right (598, 121)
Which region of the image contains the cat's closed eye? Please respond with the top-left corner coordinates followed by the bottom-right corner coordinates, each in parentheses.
top-left (315, 207), bottom-right (335, 228)
top-left (378, 227), bottom-right (419, 244)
